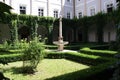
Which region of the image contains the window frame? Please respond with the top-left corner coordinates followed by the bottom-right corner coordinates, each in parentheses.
top-left (90, 8), bottom-right (95, 16)
top-left (38, 8), bottom-right (44, 16)
top-left (67, 12), bottom-right (71, 19)
top-left (67, 0), bottom-right (71, 3)
top-left (19, 5), bottom-right (26, 14)
top-left (78, 12), bottom-right (82, 19)
top-left (106, 3), bottom-right (113, 13)
top-left (53, 10), bottom-right (58, 18)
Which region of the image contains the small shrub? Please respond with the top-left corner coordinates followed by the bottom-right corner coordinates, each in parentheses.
top-left (18, 39), bottom-right (28, 49)
top-left (2, 40), bottom-right (12, 51)
top-left (22, 38), bottom-right (45, 73)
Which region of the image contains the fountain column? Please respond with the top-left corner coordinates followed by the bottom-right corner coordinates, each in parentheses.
top-left (58, 16), bottom-right (64, 51)
top-left (53, 0), bottom-right (68, 51)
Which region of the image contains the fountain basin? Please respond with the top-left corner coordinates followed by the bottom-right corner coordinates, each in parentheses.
top-left (53, 41), bottom-right (68, 51)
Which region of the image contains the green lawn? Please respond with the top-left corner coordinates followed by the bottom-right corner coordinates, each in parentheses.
top-left (1, 59), bottom-right (89, 80)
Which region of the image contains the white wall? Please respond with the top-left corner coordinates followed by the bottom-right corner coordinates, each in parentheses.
top-left (75, 0), bottom-right (117, 17)
top-left (32, 0), bottom-right (48, 16)
top-left (1, 0), bottom-right (117, 18)
top-left (2, 0), bottom-right (73, 18)
top-left (101, 0), bottom-right (117, 13)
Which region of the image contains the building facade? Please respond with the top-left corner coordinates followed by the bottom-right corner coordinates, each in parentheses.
top-left (75, 0), bottom-right (117, 18)
top-left (0, 0), bottom-right (74, 19)
top-left (0, 0), bottom-right (118, 18)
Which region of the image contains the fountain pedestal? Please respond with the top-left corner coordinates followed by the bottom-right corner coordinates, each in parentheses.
top-left (53, 37), bottom-right (68, 51)
top-left (53, 1), bottom-right (68, 51)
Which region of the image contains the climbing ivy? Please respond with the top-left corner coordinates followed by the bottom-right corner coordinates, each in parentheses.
top-left (0, 8), bottom-right (120, 44)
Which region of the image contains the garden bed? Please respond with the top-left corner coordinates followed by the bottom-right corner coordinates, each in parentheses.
top-left (1, 59), bottom-right (89, 80)
top-left (0, 48), bottom-right (117, 80)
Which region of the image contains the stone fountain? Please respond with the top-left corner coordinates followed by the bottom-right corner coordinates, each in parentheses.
top-left (53, 16), bottom-right (68, 51)
top-left (53, 0), bottom-right (68, 51)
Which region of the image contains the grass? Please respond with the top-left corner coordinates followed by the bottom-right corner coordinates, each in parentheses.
top-left (1, 59), bottom-right (89, 80)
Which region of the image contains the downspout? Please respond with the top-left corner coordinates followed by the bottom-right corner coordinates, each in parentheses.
top-left (47, 0), bottom-right (49, 16)
top-left (84, 0), bottom-right (87, 16)
top-left (9, 0), bottom-right (12, 6)
top-left (99, 0), bottom-right (102, 12)
top-left (30, 0), bottom-right (32, 15)
top-left (73, 0), bottom-right (76, 18)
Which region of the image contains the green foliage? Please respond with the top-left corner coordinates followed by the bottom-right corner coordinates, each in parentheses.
top-left (18, 39), bottom-right (28, 49)
top-left (11, 20), bottom-right (19, 48)
top-left (0, 46), bottom-right (117, 79)
top-left (117, 0), bottom-right (120, 10)
top-left (90, 44), bottom-right (109, 50)
top-left (109, 41), bottom-right (118, 51)
top-left (95, 13), bottom-right (106, 43)
top-left (80, 47), bottom-right (117, 57)
top-left (0, 53), bottom-right (23, 63)
top-left (111, 54), bottom-right (120, 80)
top-left (45, 50), bottom-right (113, 66)
top-left (0, 2), bottom-right (12, 23)
top-left (1, 9), bottom-right (120, 44)
top-left (23, 38), bottom-right (45, 73)
top-left (2, 40), bottom-right (12, 51)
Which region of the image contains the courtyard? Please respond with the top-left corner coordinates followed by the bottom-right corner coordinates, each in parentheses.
top-left (0, 0), bottom-right (120, 80)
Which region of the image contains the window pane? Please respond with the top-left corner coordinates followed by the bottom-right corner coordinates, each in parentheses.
top-left (20, 6), bottom-right (26, 14)
top-left (90, 8), bottom-right (95, 16)
top-left (38, 8), bottom-right (44, 16)
top-left (54, 10), bottom-right (58, 18)
top-left (78, 12), bottom-right (82, 18)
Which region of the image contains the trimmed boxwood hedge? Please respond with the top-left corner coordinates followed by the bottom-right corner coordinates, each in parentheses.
top-left (0, 49), bottom-right (117, 80)
top-left (0, 48), bottom-right (24, 55)
top-left (46, 44), bottom-right (110, 51)
top-left (80, 47), bottom-right (117, 57)
top-left (64, 52), bottom-right (111, 66)
top-left (90, 45), bottom-right (109, 50)
top-left (0, 53), bottom-right (23, 63)
top-left (45, 50), bottom-right (115, 66)
top-left (0, 49), bottom-right (116, 66)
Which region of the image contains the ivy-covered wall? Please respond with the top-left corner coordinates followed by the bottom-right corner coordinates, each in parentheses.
top-left (0, 14), bottom-right (55, 44)
top-left (59, 10), bottom-right (120, 43)
top-left (0, 8), bottom-right (120, 44)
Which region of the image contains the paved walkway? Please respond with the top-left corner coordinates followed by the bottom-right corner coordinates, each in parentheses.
top-left (45, 49), bottom-right (78, 53)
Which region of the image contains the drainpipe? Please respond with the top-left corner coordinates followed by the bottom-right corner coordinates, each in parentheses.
top-left (73, 0), bottom-right (76, 18)
top-left (30, 0), bottom-right (32, 15)
top-left (99, 0), bottom-right (102, 12)
top-left (47, 0), bottom-right (49, 16)
top-left (9, 0), bottom-right (12, 6)
top-left (84, 0), bottom-right (87, 16)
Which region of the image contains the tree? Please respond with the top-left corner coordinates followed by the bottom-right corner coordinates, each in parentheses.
top-left (0, 2), bottom-right (12, 80)
top-left (117, 0), bottom-right (120, 10)
top-left (0, 2), bottom-right (12, 21)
